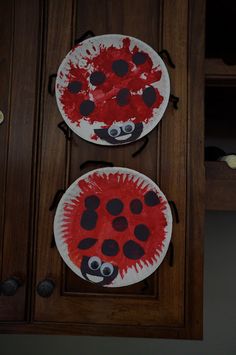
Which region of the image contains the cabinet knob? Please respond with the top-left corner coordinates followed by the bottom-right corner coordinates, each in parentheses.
top-left (37, 279), bottom-right (55, 298)
top-left (0, 277), bottom-right (22, 296)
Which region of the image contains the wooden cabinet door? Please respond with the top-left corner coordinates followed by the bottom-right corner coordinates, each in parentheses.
top-left (33, 0), bottom-right (204, 339)
top-left (0, 0), bottom-right (42, 321)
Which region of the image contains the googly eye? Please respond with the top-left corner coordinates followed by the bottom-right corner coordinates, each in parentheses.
top-left (108, 125), bottom-right (121, 138)
top-left (123, 121), bottom-right (135, 133)
top-left (100, 262), bottom-right (114, 277)
top-left (88, 256), bottom-right (101, 271)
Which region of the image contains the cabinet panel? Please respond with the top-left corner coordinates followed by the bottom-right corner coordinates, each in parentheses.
top-left (32, 0), bottom-right (202, 337)
top-left (34, 0), bottom-right (172, 324)
top-left (65, 0), bottom-right (162, 296)
top-left (159, 0), bottom-right (188, 325)
top-left (0, 0), bottom-right (41, 320)
top-left (205, 0), bottom-right (236, 61)
top-left (0, 0), bottom-right (204, 338)
top-left (204, 0), bottom-right (236, 212)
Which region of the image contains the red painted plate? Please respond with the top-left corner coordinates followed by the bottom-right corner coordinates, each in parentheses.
top-left (56, 34), bottom-right (170, 146)
top-left (54, 167), bottom-right (172, 287)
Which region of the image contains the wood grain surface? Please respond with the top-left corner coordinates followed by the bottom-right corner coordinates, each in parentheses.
top-left (0, 0), bottom-right (204, 339)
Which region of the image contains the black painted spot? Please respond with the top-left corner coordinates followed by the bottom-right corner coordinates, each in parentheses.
top-left (78, 238), bottom-right (97, 249)
top-left (142, 86), bottom-right (156, 107)
top-left (80, 100), bottom-right (95, 116)
top-left (102, 239), bottom-right (119, 256)
top-left (106, 199), bottom-right (124, 216)
top-left (144, 191), bottom-right (160, 206)
top-left (68, 81), bottom-right (82, 93)
top-left (116, 88), bottom-right (131, 106)
top-left (112, 216), bottom-right (128, 232)
top-left (134, 224), bottom-right (150, 241)
top-left (80, 210), bottom-right (97, 230)
top-left (112, 59), bottom-right (129, 77)
top-left (130, 199), bottom-right (143, 214)
top-left (123, 240), bottom-right (145, 260)
top-left (90, 71), bottom-right (106, 86)
top-left (85, 195), bottom-right (100, 210)
top-left (132, 52), bottom-right (147, 65)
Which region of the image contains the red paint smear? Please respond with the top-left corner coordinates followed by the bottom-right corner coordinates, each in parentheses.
top-left (90, 133), bottom-right (98, 141)
top-left (59, 38), bottom-right (164, 127)
top-left (61, 172), bottom-right (168, 278)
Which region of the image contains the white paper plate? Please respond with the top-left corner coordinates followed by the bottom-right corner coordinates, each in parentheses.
top-left (56, 34), bottom-right (170, 146)
top-left (54, 167), bottom-right (172, 287)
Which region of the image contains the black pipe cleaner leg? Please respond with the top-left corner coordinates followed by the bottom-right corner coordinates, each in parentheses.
top-left (168, 241), bottom-right (174, 267)
top-left (57, 121), bottom-right (72, 141)
top-left (168, 200), bottom-right (180, 223)
top-left (49, 189), bottom-right (65, 211)
top-left (50, 235), bottom-right (56, 248)
top-left (74, 30), bottom-right (95, 45)
top-left (158, 49), bottom-right (176, 68)
top-left (169, 94), bottom-right (179, 109)
top-left (132, 136), bottom-right (149, 158)
top-left (48, 73), bottom-right (57, 96)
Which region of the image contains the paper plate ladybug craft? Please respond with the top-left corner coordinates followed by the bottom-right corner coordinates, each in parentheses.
top-left (56, 34), bottom-right (170, 145)
top-left (54, 167), bottom-right (172, 287)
